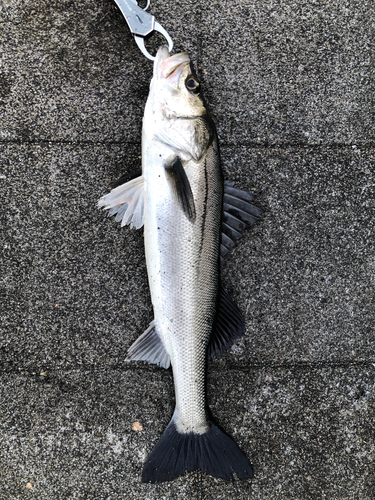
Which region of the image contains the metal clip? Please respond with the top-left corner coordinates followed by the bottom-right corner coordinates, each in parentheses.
top-left (113, 0), bottom-right (173, 60)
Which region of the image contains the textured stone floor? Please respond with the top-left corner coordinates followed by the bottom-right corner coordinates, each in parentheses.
top-left (1, 1), bottom-right (374, 499)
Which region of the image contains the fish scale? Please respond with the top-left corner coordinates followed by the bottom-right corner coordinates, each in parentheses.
top-left (144, 141), bottom-right (222, 434)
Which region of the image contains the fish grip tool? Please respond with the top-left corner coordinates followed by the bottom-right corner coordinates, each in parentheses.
top-left (113, 0), bottom-right (173, 60)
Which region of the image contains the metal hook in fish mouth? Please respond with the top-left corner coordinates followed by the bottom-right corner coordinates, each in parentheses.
top-left (113, 0), bottom-right (173, 61)
top-left (134, 22), bottom-right (173, 61)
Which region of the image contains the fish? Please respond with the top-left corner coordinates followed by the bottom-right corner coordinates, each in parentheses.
top-left (98, 46), bottom-right (262, 483)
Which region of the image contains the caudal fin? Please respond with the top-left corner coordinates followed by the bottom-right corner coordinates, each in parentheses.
top-left (142, 419), bottom-right (253, 483)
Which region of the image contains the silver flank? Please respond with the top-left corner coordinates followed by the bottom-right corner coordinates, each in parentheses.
top-left (143, 133), bottom-right (222, 433)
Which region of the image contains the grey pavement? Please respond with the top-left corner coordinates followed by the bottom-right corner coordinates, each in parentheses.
top-left (1, 0), bottom-right (374, 499)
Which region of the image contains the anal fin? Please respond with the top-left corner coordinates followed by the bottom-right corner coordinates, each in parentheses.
top-left (126, 321), bottom-right (171, 369)
top-left (208, 287), bottom-right (246, 360)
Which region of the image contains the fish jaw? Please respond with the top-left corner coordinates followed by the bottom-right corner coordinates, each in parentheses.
top-left (154, 47), bottom-right (190, 84)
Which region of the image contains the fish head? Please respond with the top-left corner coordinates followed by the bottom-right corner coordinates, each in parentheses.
top-left (145, 47), bottom-right (214, 162)
top-left (152, 46), bottom-right (207, 120)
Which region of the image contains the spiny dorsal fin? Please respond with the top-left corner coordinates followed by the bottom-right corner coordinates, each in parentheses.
top-left (98, 174), bottom-right (146, 230)
top-left (220, 180), bottom-right (262, 259)
top-left (208, 286), bottom-right (245, 359)
top-left (165, 157), bottom-right (196, 222)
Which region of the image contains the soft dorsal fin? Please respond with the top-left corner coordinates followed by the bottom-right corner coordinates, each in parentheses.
top-left (164, 157), bottom-right (196, 222)
top-left (208, 286), bottom-right (246, 359)
top-left (213, 182), bottom-right (262, 354)
top-left (220, 180), bottom-right (262, 259)
top-left (98, 174), bottom-right (146, 230)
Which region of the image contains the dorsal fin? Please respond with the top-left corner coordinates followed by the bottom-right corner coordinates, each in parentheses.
top-left (220, 180), bottom-right (262, 259)
top-left (208, 286), bottom-right (245, 359)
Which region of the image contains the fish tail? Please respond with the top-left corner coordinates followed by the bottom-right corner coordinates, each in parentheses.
top-left (142, 418), bottom-right (253, 483)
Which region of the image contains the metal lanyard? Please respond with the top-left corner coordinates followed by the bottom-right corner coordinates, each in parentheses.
top-left (113, 0), bottom-right (173, 60)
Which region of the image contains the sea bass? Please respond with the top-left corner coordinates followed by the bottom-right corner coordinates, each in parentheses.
top-left (98, 46), bottom-right (261, 482)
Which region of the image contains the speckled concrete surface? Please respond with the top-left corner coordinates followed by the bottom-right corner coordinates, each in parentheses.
top-left (1, 366), bottom-right (374, 499)
top-left (200, 0), bottom-right (374, 146)
top-left (1, 0), bottom-right (374, 498)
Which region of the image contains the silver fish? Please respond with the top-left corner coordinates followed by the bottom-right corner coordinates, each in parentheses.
top-left (98, 46), bottom-right (261, 482)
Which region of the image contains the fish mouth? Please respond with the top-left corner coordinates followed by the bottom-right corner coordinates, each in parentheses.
top-left (154, 46), bottom-right (190, 84)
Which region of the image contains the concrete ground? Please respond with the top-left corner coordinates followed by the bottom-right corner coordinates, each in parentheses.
top-left (1, 0), bottom-right (374, 498)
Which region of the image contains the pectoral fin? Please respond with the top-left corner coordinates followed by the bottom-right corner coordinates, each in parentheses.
top-left (98, 174), bottom-right (146, 230)
top-left (165, 157), bottom-right (196, 222)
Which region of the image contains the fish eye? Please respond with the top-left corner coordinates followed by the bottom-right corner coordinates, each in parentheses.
top-left (185, 77), bottom-right (200, 94)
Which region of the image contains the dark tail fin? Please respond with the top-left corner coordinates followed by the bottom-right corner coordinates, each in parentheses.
top-left (142, 419), bottom-right (253, 483)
